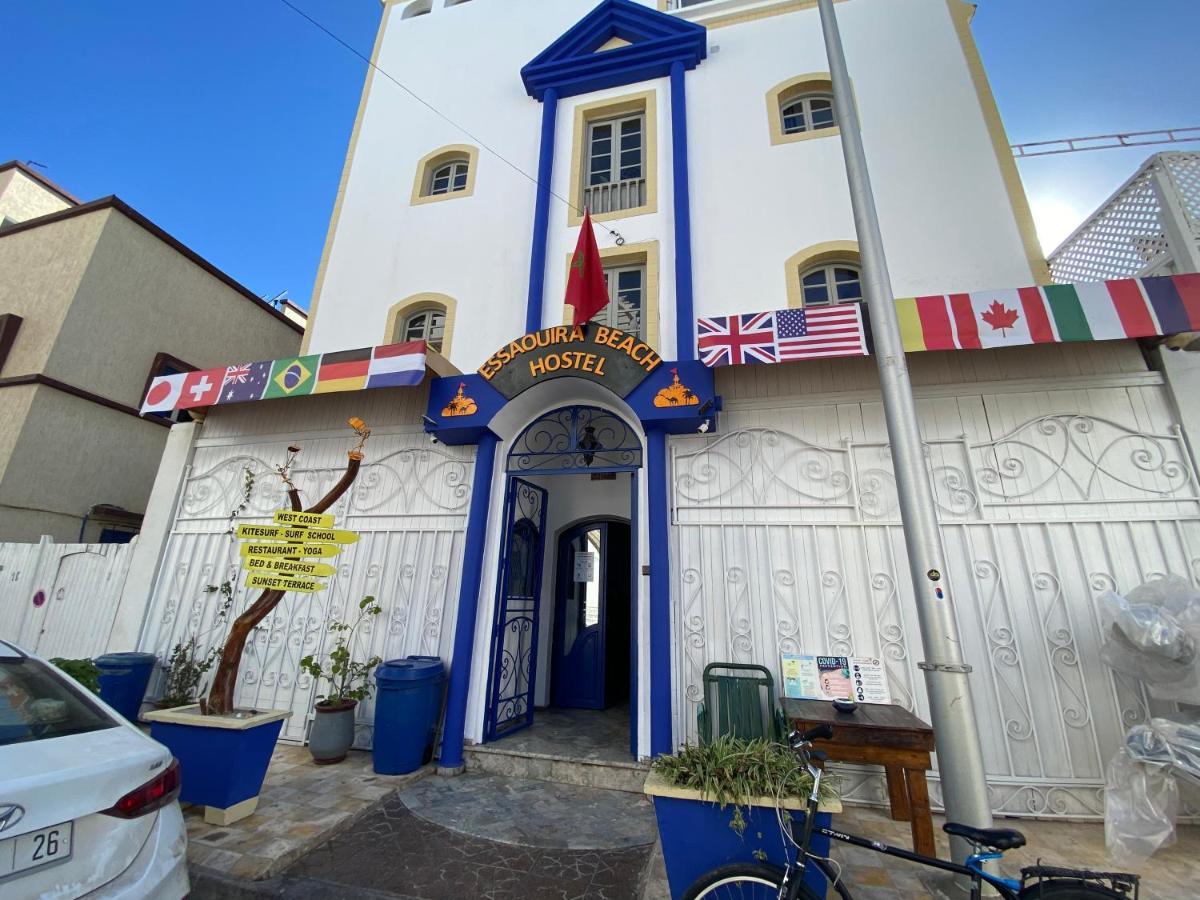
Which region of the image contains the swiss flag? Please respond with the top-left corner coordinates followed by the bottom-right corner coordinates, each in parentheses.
top-left (178, 368), bottom-right (223, 409)
top-left (564, 211), bottom-right (609, 326)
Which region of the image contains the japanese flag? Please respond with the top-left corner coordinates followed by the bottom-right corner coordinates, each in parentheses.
top-left (140, 372), bottom-right (186, 414)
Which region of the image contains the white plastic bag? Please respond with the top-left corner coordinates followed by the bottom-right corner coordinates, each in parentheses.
top-left (1104, 742), bottom-right (1179, 866)
top-left (1098, 576), bottom-right (1200, 701)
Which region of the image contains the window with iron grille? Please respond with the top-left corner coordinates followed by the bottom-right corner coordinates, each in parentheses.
top-left (780, 93), bottom-right (837, 136)
top-left (598, 264), bottom-right (645, 339)
top-left (402, 308), bottom-right (446, 351)
top-left (428, 159), bottom-right (469, 196)
top-left (800, 263), bottom-right (862, 306)
top-left (584, 114), bottom-right (645, 214)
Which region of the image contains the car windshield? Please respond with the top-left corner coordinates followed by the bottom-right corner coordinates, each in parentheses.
top-left (0, 656), bottom-right (117, 746)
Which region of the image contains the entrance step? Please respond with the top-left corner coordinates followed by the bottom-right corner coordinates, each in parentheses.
top-left (463, 743), bottom-right (651, 794)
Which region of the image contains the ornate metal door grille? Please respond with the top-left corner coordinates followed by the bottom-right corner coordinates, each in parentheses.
top-left (485, 477), bottom-right (548, 740)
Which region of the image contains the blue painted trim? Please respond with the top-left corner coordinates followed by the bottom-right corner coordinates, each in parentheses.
top-left (438, 431), bottom-right (499, 771)
top-left (645, 428), bottom-right (672, 755)
top-left (526, 88), bottom-right (558, 335)
top-left (630, 470), bottom-right (639, 758)
top-left (521, 0), bottom-right (706, 101)
top-left (670, 61), bottom-right (695, 362)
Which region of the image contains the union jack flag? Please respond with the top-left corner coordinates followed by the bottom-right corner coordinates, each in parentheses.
top-left (224, 364), bottom-right (253, 384)
top-left (697, 311), bottom-right (778, 366)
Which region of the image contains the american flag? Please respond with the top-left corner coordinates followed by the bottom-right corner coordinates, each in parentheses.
top-left (697, 311), bottom-right (778, 366)
top-left (697, 305), bottom-right (868, 367)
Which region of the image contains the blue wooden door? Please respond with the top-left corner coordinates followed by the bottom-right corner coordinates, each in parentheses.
top-left (552, 521), bottom-right (630, 709)
top-left (485, 478), bottom-right (547, 740)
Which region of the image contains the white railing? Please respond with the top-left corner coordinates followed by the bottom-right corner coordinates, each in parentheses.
top-left (1048, 152), bottom-right (1200, 282)
top-left (583, 178), bottom-right (646, 216)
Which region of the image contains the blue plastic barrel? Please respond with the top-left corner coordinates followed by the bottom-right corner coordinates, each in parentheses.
top-left (94, 652), bottom-right (157, 722)
top-left (373, 656), bottom-right (445, 775)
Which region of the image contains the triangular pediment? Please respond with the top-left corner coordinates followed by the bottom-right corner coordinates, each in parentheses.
top-left (521, 0), bottom-right (707, 100)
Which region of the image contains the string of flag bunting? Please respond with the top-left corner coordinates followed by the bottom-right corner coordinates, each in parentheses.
top-left (695, 274), bottom-right (1200, 367)
top-left (140, 341), bottom-right (428, 415)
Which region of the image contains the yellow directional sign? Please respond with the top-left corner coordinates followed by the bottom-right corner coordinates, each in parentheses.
top-left (246, 573), bottom-right (325, 592)
top-left (242, 556), bottom-right (337, 578)
top-left (273, 510), bottom-right (335, 529)
top-left (239, 542), bottom-right (341, 559)
top-left (236, 524), bottom-right (359, 544)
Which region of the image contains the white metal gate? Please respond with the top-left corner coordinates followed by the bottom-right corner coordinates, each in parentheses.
top-left (138, 430), bottom-right (475, 745)
top-left (670, 382), bottom-right (1199, 818)
top-left (0, 540), bottom-right (135, 658)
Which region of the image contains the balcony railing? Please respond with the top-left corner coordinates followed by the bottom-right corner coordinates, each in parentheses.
top-left (583, 178), bottom-right (647, 216)
top-left (1048, 152), bottom-right (1200, 282)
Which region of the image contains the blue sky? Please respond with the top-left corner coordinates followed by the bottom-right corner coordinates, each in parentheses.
top-left (1, 0), bottom-right (1197, 311)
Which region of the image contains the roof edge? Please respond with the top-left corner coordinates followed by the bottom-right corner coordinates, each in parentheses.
top-left (0, 161), bottom-right (82, 206)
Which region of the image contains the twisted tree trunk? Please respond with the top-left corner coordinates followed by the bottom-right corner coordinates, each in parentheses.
top-left (206, 453), bottom-right (363, 715)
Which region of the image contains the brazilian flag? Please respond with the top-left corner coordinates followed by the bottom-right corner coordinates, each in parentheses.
top-left (264, 355), bottom-right (320, 399)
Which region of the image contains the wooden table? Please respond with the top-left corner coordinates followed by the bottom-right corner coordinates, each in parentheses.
top-left (782, 698), bottom-right (937, 858)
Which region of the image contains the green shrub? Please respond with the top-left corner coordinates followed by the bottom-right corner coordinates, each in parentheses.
top-left (50, 658), bottom-right (100, 694)
top-left (159, 637), bottom-right (221, 708)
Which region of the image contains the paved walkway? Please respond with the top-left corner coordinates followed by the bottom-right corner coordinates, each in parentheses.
top-left (492, 705), bottom-right (635, 765)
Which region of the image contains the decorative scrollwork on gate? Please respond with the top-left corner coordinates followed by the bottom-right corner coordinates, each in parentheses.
top-left (508, 405), bottom-right (641, 473)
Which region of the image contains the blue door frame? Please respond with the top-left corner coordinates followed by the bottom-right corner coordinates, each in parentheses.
top-left (483, 477), bottom-right (548, 740)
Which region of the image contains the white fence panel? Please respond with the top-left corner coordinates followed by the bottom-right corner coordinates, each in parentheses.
top-left (671, 383), bottom-right (1200, 818)
top-left (0, 540), bottom-right (135, 658)
top-left (138, 431), bottom-right (475, 745)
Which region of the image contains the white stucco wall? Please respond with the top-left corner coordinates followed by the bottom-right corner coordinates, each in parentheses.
top-left (0, 167), bottom-right (73, 225)
top-left (307, 0), bottom-right (1038, 371)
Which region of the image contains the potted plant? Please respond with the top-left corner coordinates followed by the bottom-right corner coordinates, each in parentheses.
top-left (153, 637), bottom-right (221, 709)
top-left (644, 736), bottom-right (842, 899)
top-left (144, 418), bottom-right (371, 825)
top-left (300, 596), bottom-right (383, 764)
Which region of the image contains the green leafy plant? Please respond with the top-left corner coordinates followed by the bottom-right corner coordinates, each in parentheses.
top-left (300, 596), bottom-right (383, 707)
top-left (651, 735), bottom-right (841, 834)
top-left (50, 658), bottom-right (100, 694)
top-left (158, 637), bottom-right (221, 708)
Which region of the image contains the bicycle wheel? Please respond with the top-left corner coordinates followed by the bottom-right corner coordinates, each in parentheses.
top-left (1017, 882), bottom-right (1130, 899)
top-left (682, 862), bottom-right (822, 900)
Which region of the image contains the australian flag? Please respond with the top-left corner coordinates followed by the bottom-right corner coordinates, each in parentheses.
top-left (219, 360), bottom-right (272, 404)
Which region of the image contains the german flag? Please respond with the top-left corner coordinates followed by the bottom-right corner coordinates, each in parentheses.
top-left (314, 347), bottom-right (370, 393)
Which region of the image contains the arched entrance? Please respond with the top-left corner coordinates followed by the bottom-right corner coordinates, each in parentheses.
top-left (483, 405), bottom-right (642, 757)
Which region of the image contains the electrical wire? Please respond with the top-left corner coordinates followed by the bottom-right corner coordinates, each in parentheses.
top-left (275, 0), bottom-right (628, 244)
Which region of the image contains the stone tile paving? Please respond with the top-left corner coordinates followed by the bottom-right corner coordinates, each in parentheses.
top-left (400, 772), bottom-right (658, 850)
top-left (186, 743), bottom-right (430, 882)
top-left (488, 705), bottom-right (634, 765)
top-left (284, 795), bottom-right (652, 899)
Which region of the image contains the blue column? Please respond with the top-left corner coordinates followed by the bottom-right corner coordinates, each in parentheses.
top-left (670, 61), bottom-right (696, 361)
top-left (525, 88), bottom-right (559, 335)
top-left (437, 432), bottom-right (499, 773)
top-left (645, 428), bottom-right (672, 755)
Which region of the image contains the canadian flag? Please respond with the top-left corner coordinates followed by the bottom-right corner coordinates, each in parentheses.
top-left (140, 372), bottom-right (187, 414)
top-left (178, 369), bottom-right (223, 409)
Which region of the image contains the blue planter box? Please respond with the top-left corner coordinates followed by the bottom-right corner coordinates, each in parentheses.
top-left (143, 705), bottom-right (290, 818)
top-left (646, 773), bottom-right (836, 899)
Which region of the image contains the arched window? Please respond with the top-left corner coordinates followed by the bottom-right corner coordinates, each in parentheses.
top-left (402, 0), bottom-right (432, 18)
top-left (411, 145), bottom-right (479, 205)
top-left (401, 308), bottom-right (446, 351)
top-left (780, 93), bottom-right (836, 136)
top-left (799, 262), bottom-right (862, 306)
top-left (428, 159), bottom-right (469, 196)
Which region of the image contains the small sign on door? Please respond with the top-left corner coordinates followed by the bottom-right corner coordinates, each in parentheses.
top-left (573, 551), bottom-right (596, 583)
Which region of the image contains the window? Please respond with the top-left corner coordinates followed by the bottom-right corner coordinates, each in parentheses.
top-left (0, 654), bottom-right (118, 746)
top-left (401, 308), bottom-right (446, 352)
top-left (411, 145), bottom-right (479, 205)
top-left (780, 93), bottom-right (836, 136)
top-left (428, 159), bottom-right (469, 196)
top-left (585, 114), bottom-right (645, 215)
top-left (599, 264), bottom-right (645, 339)
top-left (800, 263), bottom-right (862, 306)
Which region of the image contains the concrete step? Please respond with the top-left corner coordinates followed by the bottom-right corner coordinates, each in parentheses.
top-left (463, 743), bottom-right (651, 794)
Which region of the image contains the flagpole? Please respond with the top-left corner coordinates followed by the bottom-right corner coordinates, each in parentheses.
top-left (814, 0), bottom-right (994, 866)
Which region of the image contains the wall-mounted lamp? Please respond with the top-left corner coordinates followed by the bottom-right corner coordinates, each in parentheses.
top-left (578, 425), bottom-right (600, 466)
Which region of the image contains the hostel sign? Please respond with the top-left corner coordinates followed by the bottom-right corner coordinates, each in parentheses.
top-left (478, 324), bottom-right (662, 400)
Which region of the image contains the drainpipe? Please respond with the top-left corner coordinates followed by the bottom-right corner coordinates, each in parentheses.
top-left (437, 432), bottom-right (499, 774)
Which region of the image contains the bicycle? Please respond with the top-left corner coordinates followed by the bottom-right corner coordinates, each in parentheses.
top-left (683, 725), bottom-right (1140, 900)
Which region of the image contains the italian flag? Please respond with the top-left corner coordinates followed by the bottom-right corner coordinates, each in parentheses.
top-left (895, 274), bottom-right (1200, 352)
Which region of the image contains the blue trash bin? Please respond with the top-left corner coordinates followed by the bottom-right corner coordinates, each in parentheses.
top-left (94, 652), bottom-right (157, 722)
top-left (373, 656), bottom-right (445, 775)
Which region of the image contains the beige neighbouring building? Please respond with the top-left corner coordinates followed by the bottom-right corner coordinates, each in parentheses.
top-left (0, 161), bottom-right (303, 542)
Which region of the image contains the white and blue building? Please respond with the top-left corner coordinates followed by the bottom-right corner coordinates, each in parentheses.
top-left (117, 0), bottom-right (1200, 819)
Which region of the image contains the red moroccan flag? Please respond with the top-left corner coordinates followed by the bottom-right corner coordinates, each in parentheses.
top-left (565, 211), bottom-right (609, 325)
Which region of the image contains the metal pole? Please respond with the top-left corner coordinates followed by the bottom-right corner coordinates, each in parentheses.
top-left (814, 0), bottom-right (994, 865)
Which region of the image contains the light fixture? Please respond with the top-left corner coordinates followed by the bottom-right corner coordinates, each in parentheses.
top-left (578, 425), bottom-right (601, 466)
top-left (698, 420), bottom-right (710, 434)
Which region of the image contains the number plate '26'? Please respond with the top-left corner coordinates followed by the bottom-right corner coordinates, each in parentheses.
top-left (1, 822), bottom-right (73, 879)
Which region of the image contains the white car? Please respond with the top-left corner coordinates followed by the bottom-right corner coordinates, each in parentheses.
top-left (0, 640), bottom-right (188, 899)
